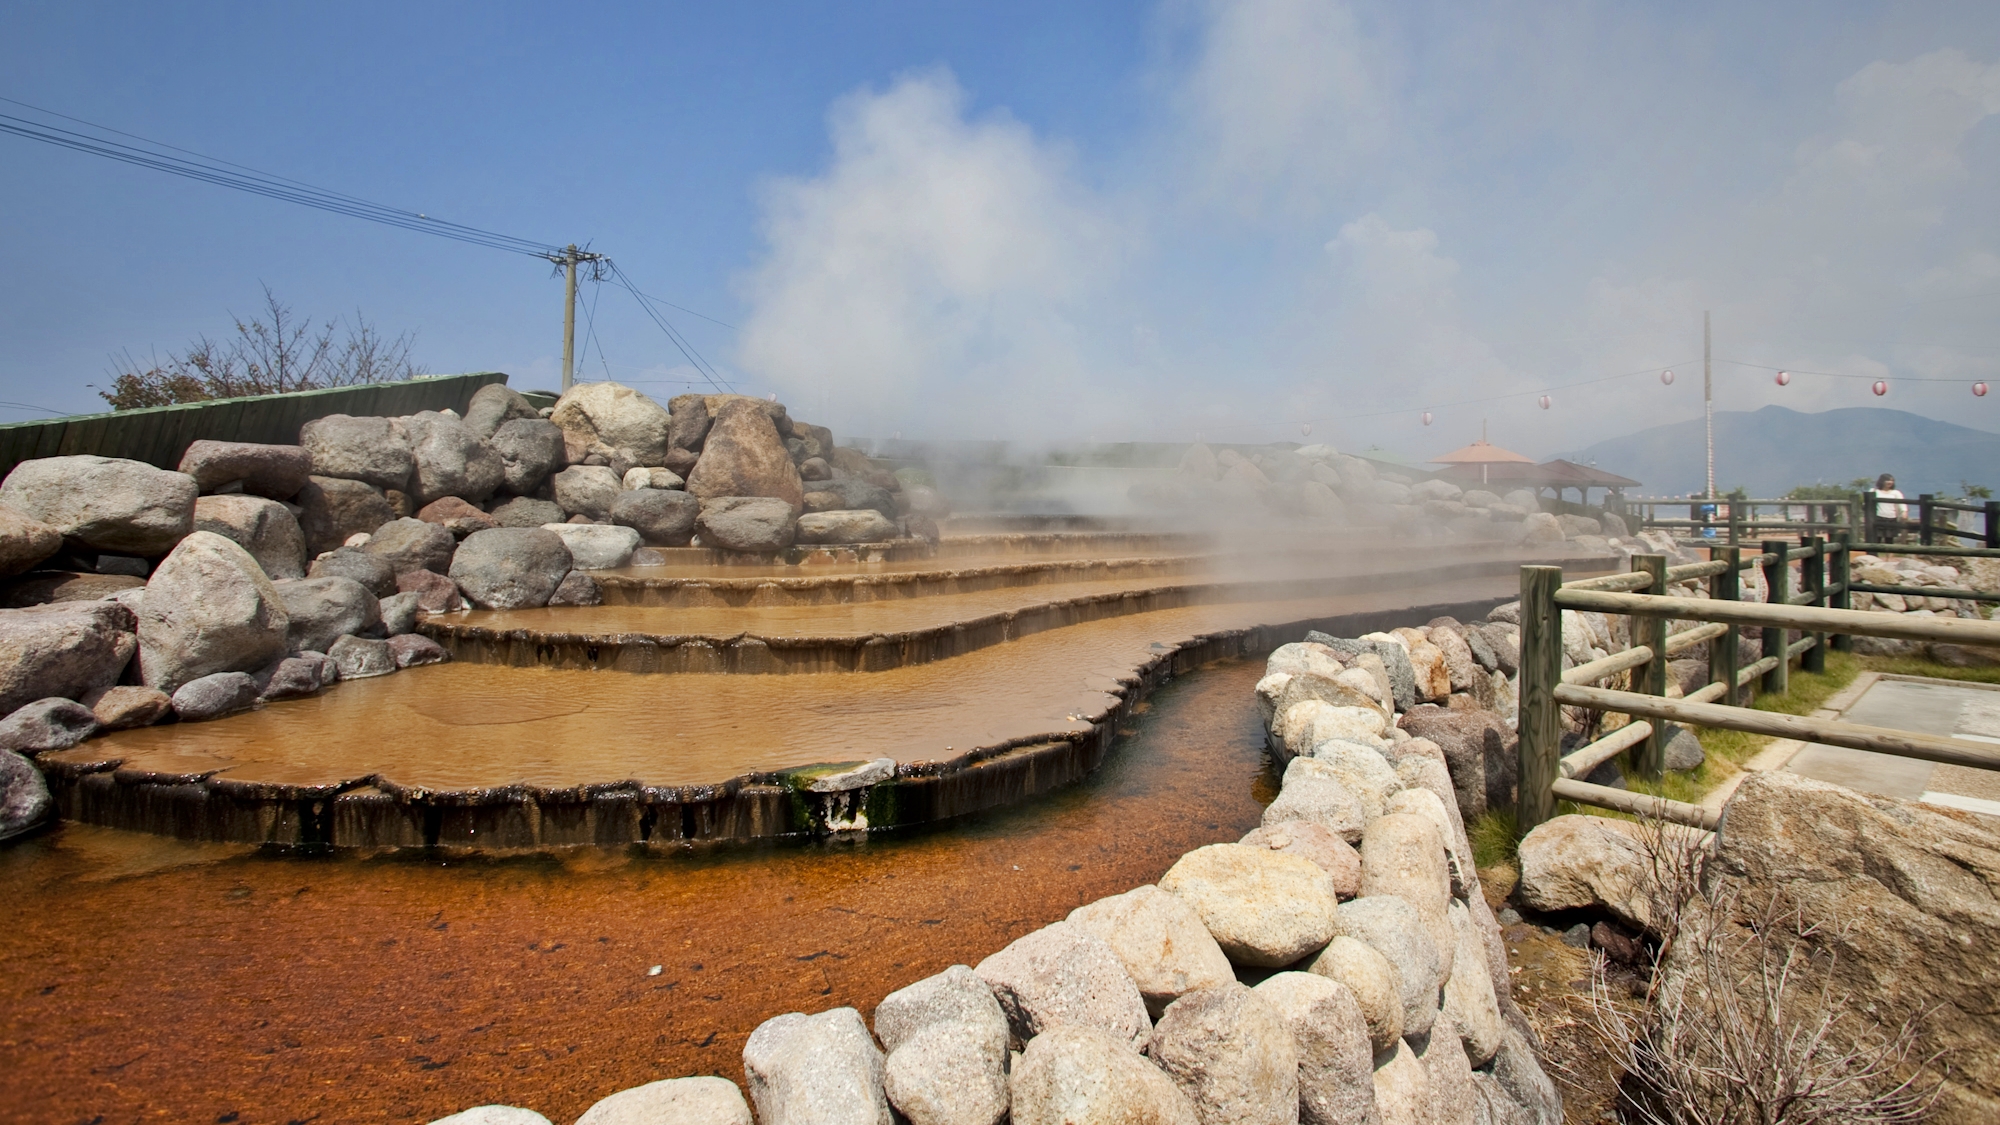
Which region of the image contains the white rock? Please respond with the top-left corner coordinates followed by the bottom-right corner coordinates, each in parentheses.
top-left (1263, 757), bottom-right (1367, 841)
top-left (574, 1077), bottom-right (752, 1125)
top-left (1254, 971), bottom-right (1379, 1125)
top-left (1358, 813), bottom-right (1456, 985)
top-left (1308, 936), bottom-right (1404, 1054)
top-left (1146, 982), bottom-right (1298, 1125)
top-left (539, 523), bottom-right (641, 570)
top-left (1338, 896), bottom-right (1443, 1039)
top-left (1160, 843), bottom-right (1341, 968)
top-left (1372, 1041), bottom-right (1434, 1125)
top-left (974, 921), bottom-right (1150, 1050)
top-left (742, 1007), bottom-right (891, 1125)
top-left (1008, 1025), bottom-right (1199, 1125)
top-left (1068, 885), bottom-right (1234, 1019)
top-left (1440, 902), bottom-right (1504, 1067)
top-left (1306, 740), bottom-right (1403, 821)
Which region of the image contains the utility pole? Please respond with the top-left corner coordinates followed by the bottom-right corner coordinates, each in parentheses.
top-left (548, 244), bottom-right (608, 392)
top-left (1704, 308), bottom-right (1720, 496)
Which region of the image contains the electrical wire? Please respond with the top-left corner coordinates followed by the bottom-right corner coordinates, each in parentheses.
top-left (1260, 360), bottom-right (1700, 428)
top-left (605, 261), bottom-right (735, 394)
top-left (1717, 358), bottom-right (1990, 384)
top-left (579, 275), bottom-right (615, 383)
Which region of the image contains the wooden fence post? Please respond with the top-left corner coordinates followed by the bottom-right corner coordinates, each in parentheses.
top-left (1919, 494), bottom-right (1935, 546)
top-left (1633, 553), bottom-right (1668, 780)
top-left (1986, 500), bottom-right (1999, 550)
top-left (1711, 546), bottom-right (1742, 704)
top-left (1761, 538), bottom-right (1790, 696)
top-left (1829, 531), bottom-right (1853, 652)
top-left (1801, 536), bottom-right (1826, 674)
top-left (1728, 501), bottom-right (1743, 545)
top-left (1862, 491), bottom-right (1878, 543)
top-left (1516, 565), bottom-right (1564, 836)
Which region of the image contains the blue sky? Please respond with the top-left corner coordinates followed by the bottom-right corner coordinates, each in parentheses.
top-left (3, 1), bottom-right (1998, 460)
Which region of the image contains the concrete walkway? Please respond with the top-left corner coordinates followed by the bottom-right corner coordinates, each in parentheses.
top-left (1702, 671), bottom-right (2000, 818)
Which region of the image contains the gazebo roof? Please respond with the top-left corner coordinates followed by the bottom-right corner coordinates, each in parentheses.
top-left (1431, 438), bottom-right (1535, 465)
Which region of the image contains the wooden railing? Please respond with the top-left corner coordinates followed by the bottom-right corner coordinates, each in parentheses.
top-left (1624, 497), bottom-right (1854, 545)
top-left (1859, 491), bottom-right (2000, 548)
top-left (1515, 539), bottom-right (2000, 833)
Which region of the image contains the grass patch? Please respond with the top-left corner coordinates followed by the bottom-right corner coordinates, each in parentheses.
top-left (1469, 808), bottom-right (1518, 870)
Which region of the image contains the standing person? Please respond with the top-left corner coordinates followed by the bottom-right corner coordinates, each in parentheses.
top-left (1873, 473), bottom-right (1907, 540)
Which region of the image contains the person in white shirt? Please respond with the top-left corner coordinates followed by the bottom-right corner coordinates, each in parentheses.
top-left (1873, 473), bottom-right (1907, 538)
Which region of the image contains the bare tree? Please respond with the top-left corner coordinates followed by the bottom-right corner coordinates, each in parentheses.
top-left (96, 285), bottom-right (425, 409)
top-left (1560, 818), bottom-right (1942, 1125)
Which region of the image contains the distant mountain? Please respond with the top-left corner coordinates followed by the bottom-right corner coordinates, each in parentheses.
top-left (1553, 406), bottom-right (2000, 498)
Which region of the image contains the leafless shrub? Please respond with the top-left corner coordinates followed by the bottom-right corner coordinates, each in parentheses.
top-left (95, 285), bottom-right (424, 409)
top-left (1564, 817), bottom-right (1942, 1125)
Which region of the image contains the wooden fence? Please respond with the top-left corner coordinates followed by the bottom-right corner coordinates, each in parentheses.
top-left (1859, 490), bottom-right (2000, 548)
top-left (0, 372), bottom-right (510, 481)
top-left (1515, 537), bottom-right (2000, 833)
top-left (1625, 496), bottom-right (1855, 544)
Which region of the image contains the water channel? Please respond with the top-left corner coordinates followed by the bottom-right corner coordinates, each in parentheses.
top-left (1, 659), bottom-right (1273, 1125)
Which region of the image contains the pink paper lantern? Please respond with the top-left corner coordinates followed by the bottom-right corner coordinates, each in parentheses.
top-left (1775, 370), bottom-right (1790, 386)
top-left (1421, 411), bottom-right (1433, 426)
top-left (1538, 395), bottom-right (1551, 410)
top-left (1300, 423), bottom-right (1312, 437)
top-left (1660, 370), bottom-right (1674, 385)
top-left (1872, 380), bottom-right (1888, 396)
top-left (1975, 382), bottom-right (1989, 397)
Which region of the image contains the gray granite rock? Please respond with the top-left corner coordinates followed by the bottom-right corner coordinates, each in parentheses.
top-left (0, 697), bottom-right (99, 751)
top-left (448, 528), bottom-right (571, 610)
top-left (137, 532), bottom-right (290, 693)
top-left (974, 920), bottom-right (1150, 1050)
top-left (0, 455), bottom-right (197, 556)
top-left (1159, 842), bottom-right (1340, 968)
top-left (274, 576), bottom-right (381, 654)
top-left (573, 1077), bottom-right (751, 1125)
top-left (308, 547), bottom-right (398, 598)
top-left (177, 440), bottom-right (314, 500)
top-left (550, 382), bottom-right (673, 471)
top-left (696, 496), bottom-right (797, 553)
top-left (797, 509), bottom-right (900, 544)
top-left (1371, 1041), bottom-right (1433, 1125)
top-left (1, 748), bottom-right (53, 840)
top-left (1146, 983), bottom-right (1298, 1125)
top-left (0, 504), bottom-right (62, 577)
top-left (487, 496), bottom-right (565, 528)
top-left (193, 494), bottom-right (307, 580)
top-left (363, 517), bottom-right (457, 576)
top-left (171, 671), bottom-right (261, 721)
top-left (742, 1006), bottom-right (891, 1125)
top-left (396, 569), bottom-right (464, 612)
top-left (546, 572), bottom-right (601, 607)
top-left (83, 684), bottom-right (171, 730)
top-left (612, 488), bottom-right (699, 546)
top-left (405, 411), bottom-right (505, 506)
top-left (1239, 822), bottom-right (1361, 898)
top-left (0, 600), bottom-right (137, 716)
top-left (1338, 896), bottom-right (1443, 1039)
top-left (427, 1107), bottom-right (553, 1125)
top-left (388, 633), bottom-right (448, 668)
top-left (1009, 1024), bottom-right (1199, 1125)
top-left (300, 414), bottom-right (414, 491)
top-left (1254, 972), bottom-right (1379, 1125)
top-left (552, 465), bottom-right (624, 522)
top-left (295, 476), bottom-right (398, 556)
top-left (540, 522), bottom-right (640, 570)
top-left (1307, 936), bottom-right (1404, 1053)
top-left (462, 383), bottom-right (542, 441)
top-left (328, 634), bottom-right (396, 680)
top-left (260, 654), bottom-right (333, 700)
top-left (1068, 885), bottom-right (1235, 1019)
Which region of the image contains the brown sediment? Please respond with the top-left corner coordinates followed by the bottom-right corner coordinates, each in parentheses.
top-left (0, 660), bottom-right (1275, 1125)
top-left (39, 571), bottom-right (1520, 845)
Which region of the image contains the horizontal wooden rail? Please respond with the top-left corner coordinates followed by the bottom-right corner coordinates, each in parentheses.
top-left (1559, 721), bottom-right (1653, 779)
top-left (1736, 654), bottom-right (1779, 686)
top-left (1642, 519), bottom-right (1850, 531)
top-left (1786, 636), bottom-right (1816, 659)
top-left (1563, 645), bottom-right (1654, 685)
top-left (1551, 587), bottom-right (2000, 646)
top-left (1563, 571), bottom-right (1654, 593)
top-left (1664, 621), bottom-right (1728, 655)
top-left (1666, 559), bottom-right (1730, 581)
top-left (1550, 778), bottom-right (1720, 830)
top-left (1683, 681), bottom-right (1729, 704)
top-left (1553, 684), bottom-right (2000, 772)
top-left (1849, 582), bottom-right (2000, 604)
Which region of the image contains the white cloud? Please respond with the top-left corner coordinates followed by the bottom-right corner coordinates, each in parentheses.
top-left (734, 68), bottom-right (1123, 439)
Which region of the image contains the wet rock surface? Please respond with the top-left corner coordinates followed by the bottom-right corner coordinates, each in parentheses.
top-left (0, 697), bottom-right (100, 752)
top-left (0, 747), bottom-right (53, 838)
top-left (170, 671), bottom-right (261, 721)
top-left (448, 527), bottom-right (572, 609)
top-left (83, 685), bottom-right (171, 731)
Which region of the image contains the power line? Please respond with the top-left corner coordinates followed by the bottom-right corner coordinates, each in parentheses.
top-left (605, 261), bottom-right (735, 394)
top-left (1717, 358), bottom-right (1990, 384)
top-left (1259, 360), bottom-right (1700, 428)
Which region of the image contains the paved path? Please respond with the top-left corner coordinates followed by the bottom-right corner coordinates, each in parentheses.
top-left (1783, 675), bottom-right (2000, 815)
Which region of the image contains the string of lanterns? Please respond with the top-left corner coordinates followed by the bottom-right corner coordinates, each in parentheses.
top-left (1406, 367), bottom-right (1988, 429)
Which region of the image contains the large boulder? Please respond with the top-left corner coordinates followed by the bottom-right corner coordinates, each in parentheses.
top-left (84, 685), bottom-right (172, 730)
top-left (176, 440), bottom-right (313, 499)
top-left (552, 465), bottom-right (624, 522)
top-left (1515, 814), bottom-right (1655, 932)
top-left (540, 523), bottom-right (640, 570)
top-left (974, 920), bottom-right (1151, 1050)
top-left (308, 548), bottom-right (398, 598)
top-left (429, 1108), bottom-right (552, 1125)
top-left (362, 517), bottom-right (457, 576)
top-left (549, 382), bottom-right (673, 471)
top-left (1, 748), bottom-right (54, 839)
top-left (0, 697), bottom-right (99, 752)
top-left (0, 505), bottom-right (62, 577)
top-left (697, 496), bottom-right (796, 553)
top-left (1440, 903), bottom-right (1504, 1067)
top-left (0, 455), bottom-right (196, 556)
top-left (1068, 885), bottom-right (1235, 1019)
top-left (1336, 896), bottom-right (1442, 1038)
top-left (1262, 756), bottom-right (1367, 841)
top-left (405, 412), bottom-right (504, 506)
top-left (1704, 771), bottom-right (2000, 1120)
top-left (742, 1007), bottom-right (891, 1125)
top-left (1159, 843), bottom-right (1340, 968)
top-left (417, 496), bottom-right (498, 538)
top-left (874, 966), bottom-right (1010, 1125)
top-left (1372, 1042), bottom-right (1433, 1125)
top-left (0, 601), bottom-right (137, 715)
top-left (193, 494), bottom-right (307, 579)
top-left (612, 489), bottom-right (699, 546)
top-left (299, 414), bottom-right (414, 491)
top-left (1396, 707), bottom-right (1514, 820)
top-left (170, 671), bottom-right (260, 721)
top-left (274, 577), bottom-right (381, 654)
top-left (686, 399), bottom-right (804, 514)
top-left (462, 383), bottom-right (541, 441)
top-left (1307, 937), bottom-right (1404, 1053)
top-left (1358, 813), bottom-right (1456, 981)
top-left (295, 476), bottom-right (397, 556)
top-left (573, 1077), bottom-right (751, 1125)
top-left (797, 509), bottom-right (900, 544)
top-left (1008, 1025), bottom-right (1200, 1125)
top-left (487, 496), bottom-right (565, 528)
top-left (136, 531), bottom-right (290, 692)
top-left (489, 418), bottom-right (567, 496)
top-left (1254, 972), bottom-right (1378, 1125)
top-left (448, 528), bottom-right (572, 609)
top-left (1239, 822), bottom-right (1361, 896)
top-left (667, 393), bottom-right (712, 453)
top-left (804, 477), bottom-right (896, 519)
top-left (1146, 983), bottom-right (1298, 1125)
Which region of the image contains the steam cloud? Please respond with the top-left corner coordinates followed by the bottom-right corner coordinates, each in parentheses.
top-left (733, 2), bottom-right (2000, 459)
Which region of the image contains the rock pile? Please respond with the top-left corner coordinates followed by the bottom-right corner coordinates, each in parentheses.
top-left (0, 382), bottom-right (945, 840)
top-left (424, 627), bottom-right (1572, 1125)
top-left (1131, 440), bottom-right (1634, 547)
